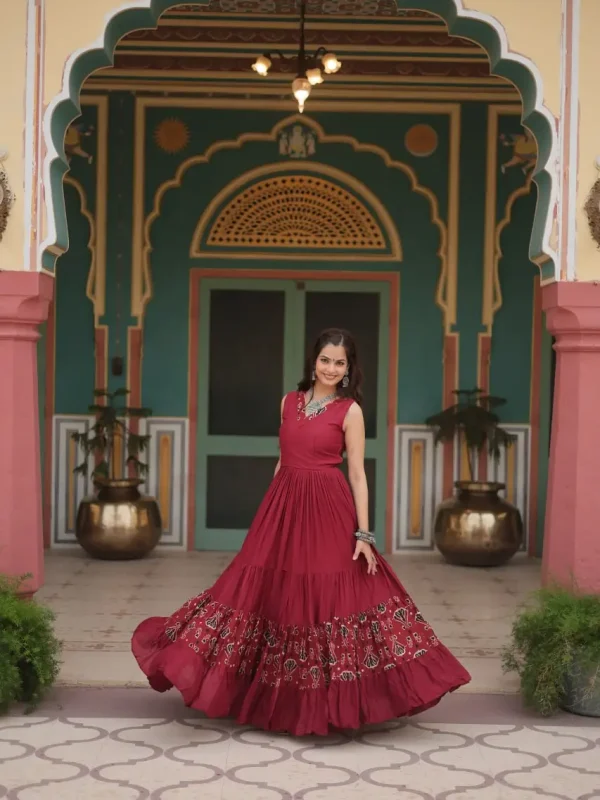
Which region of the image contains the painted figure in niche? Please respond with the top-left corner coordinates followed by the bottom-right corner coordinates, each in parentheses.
top-left (64, 122), bottom-right (94, 164)
top-left (499, 130), bottom-right (536, 175)
top-left (279, 125), bottom-right (316, 158)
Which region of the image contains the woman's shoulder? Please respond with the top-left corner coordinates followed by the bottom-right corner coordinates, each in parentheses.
top-left (281, 390), bottom-right (300, 415)
top-left (341, 399), bottom-right (363, 427)
top-left (342, 399), bottom-right (362, 416)
top-left (283, 390), bottom-right (300, 405)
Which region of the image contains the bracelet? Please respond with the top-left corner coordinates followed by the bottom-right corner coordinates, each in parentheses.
top-left (354, 529), bottom-right (375, 545)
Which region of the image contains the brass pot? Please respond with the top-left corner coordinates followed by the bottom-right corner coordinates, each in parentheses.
top-left (433, 481), bottom-right (523, 567)
top-left (75, 478), bottom-right (162, 560)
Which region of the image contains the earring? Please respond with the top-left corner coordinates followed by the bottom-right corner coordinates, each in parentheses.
top-left (311, 369), bottom-right (316, 382)
top-left (342, 373), bottom-right (349, 388)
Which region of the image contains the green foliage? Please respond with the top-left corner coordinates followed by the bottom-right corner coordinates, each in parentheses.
top-left (0, 574), bottom-right (61, 714)
top-left (72, 388), bottom-right (152, 481)
top-left (425, 387), bottom-right (516, 481)
top-left (502, 586), bottom-right (600, 716)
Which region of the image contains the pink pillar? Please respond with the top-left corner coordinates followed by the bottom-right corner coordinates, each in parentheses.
top-left (0, 271), bottom-right (53, 595)
top-left (542, 281), bottom-right (600, 593)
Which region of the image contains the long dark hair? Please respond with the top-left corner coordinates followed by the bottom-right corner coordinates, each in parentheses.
top-left (298, 328), bottom-right (363, 405)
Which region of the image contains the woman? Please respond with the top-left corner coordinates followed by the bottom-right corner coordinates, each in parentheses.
top-left (132, 328), bottom-right (470, 735)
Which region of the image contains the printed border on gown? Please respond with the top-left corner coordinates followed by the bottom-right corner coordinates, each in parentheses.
top-left (132, 574), bottom-right (471, 737)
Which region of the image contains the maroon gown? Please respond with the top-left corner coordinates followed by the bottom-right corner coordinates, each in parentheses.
top-left (132, 391), bottom-right (471, 735)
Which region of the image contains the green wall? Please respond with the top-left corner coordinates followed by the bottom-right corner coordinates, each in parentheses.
top-left (53, 96), bottom-right (544, 438)
top-left (144, 108), bottom-right (447, 422)
top-left (55, 101), bottom-right (97, 413)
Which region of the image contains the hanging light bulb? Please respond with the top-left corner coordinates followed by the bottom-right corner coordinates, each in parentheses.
top-left (321, 52), bottom-right (342, 74)
top-left (292, 76), bottom-right (311, 113)
top-left (306, 67), bottom-right (323, 86)
top-left (251, 54), bottom-right (272, 77)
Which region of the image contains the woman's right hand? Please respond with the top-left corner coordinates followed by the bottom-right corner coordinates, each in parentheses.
top-left (353, 540), bottom-right (378, 575)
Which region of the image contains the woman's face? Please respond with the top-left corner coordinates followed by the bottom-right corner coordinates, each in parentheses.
top-left (314, 343), bottom-right (348, 389)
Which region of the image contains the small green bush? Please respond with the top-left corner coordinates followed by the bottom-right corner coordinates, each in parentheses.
top-left (502, 585), bottom-right (600, 716)
top-left (0, 574), bottom-right (61, 714)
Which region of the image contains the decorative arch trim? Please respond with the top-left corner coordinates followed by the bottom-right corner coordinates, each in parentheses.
top-left (62, 175), bottom-right (96, 312)
top-left (491, 175), bottom-right (535, 325)
top-left (40, 0), bottom-right (558, 285)
top-left (144, 114), bottom-right (447, 321)
top-left (190, 164), bottom-right (402, 261)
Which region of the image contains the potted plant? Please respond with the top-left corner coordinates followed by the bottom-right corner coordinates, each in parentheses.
top-left (502, 585), bottom-right (600, 717)
top-left (425, 387), bottom-right (522, 566)
top-left (0, 573), bottom-right (61, 714)
top-left (72, 388), bottom-right (162, 560)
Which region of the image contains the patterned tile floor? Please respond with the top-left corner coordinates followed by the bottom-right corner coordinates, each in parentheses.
top-left (2, 551), bottom-right (598, 798)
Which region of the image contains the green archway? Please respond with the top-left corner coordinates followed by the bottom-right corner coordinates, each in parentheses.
top-left (41, 0), bottom-right (558, 279)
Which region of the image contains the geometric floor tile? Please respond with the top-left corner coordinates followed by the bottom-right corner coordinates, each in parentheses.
top-left (6, 551), bottom-right (596, 800)
top-left (1, 706), bottom-right (599, 799)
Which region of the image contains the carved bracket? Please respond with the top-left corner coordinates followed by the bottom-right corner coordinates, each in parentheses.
top-left (0, 150), bottom-right (15, 244)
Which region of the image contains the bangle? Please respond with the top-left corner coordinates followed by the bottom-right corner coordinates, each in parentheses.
top-left (354, 529), bottom-right (375, 545)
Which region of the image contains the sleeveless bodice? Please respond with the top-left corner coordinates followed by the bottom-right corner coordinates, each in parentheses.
top-left (279, 391), bottom-right (354, 470)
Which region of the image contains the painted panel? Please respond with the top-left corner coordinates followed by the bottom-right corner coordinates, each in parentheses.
top-left (394, 427), bottom-right (443, 550)
top-left (486, 425), bottom-right (531, 551)
top-left (50, 414), bottom-right (189, 549)
top-left (51, 94), bottom-right (544, 552)
top-left (394, 423), bottom-right (530, 552)
top-left (51, 416), bottom-right (94, 546)
top-left (142, 109), bottom-right (445, 422)
top-left (139, 418), bottom-right (189, 549)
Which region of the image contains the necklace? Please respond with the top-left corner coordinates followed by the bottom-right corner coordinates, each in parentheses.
top-left (303, 390), bottom-right (338, 417)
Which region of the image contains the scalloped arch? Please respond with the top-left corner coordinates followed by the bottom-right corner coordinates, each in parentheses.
top-left (61, 176), bottom-right (96, 310)
top-left (142, 116), bottom-right (446, 322)
top-left (191, 166), bottom-right (402, 259)
top-left (41, 0), bottom-right (558, 280)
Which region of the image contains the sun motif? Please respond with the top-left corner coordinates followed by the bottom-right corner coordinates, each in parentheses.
top-left (404, 124), bottom-right (438, 158)
top-left (154, 118), bottom-right (190, 154)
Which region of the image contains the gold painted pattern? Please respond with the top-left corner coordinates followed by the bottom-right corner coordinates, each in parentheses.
top-left (482, 105), bottom-right (536, 334)
top-left (158, 434), bottom-right (173, 532)
top-left (460, 438), bottom-right (471, 481)
top-left (79, 96), bottom-right (108, 325)
top-left (67, 435), bottom-right (77, 532)
top-left (492, 174), bottom-right (535, 321)
top-left (190, 161), bottom-right (401, 261)
top-left (136, 107), bottom-right (454, 326)
top-left (409, 441), bottom-right (424, 538)
top-left (505, 442), bottom-right (516, 505)
top-left (207, 174), bottom-right (386, 250)
top-left (111, 430), bottom-right (123, 480)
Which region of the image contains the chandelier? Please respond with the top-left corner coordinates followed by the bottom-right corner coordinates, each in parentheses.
top-left (250, 0), bottom-right (342, 114)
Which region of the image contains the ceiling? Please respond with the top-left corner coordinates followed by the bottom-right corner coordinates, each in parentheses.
top-left (85, 2), bottom-right (520, 104)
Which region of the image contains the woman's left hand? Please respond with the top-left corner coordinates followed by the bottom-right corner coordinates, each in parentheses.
top-left (353, 540), bottom-right (378, 575)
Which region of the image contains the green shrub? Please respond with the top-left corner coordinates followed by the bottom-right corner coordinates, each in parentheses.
top-left (0, 574), bottom-right (61, 714)
top-left (502, 585), bottom-right (600, 715)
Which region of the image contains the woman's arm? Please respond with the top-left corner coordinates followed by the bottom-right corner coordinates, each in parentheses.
top-left (345, 403), bottom-right (377, 574)
top-left (274, 395), bottom-right (286, 476)
top-left (344, 403), bottom-right (369, 531)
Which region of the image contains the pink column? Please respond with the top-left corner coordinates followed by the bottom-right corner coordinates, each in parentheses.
top-left (0, 271), bottom-right (53, 595)
top-left (542, 281), bottom-right (600, 593)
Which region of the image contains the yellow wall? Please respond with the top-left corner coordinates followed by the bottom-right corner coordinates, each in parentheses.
top-left (464, 0), bottom-right (562, 119)
top-left (44, 0), bottom-right (121, 104)
top-left (0, 1), bottom-right (27, 271)
top-left (6, 0), bottom-right (600, 279)
top-left (576, 0), bottom-right (600, 281)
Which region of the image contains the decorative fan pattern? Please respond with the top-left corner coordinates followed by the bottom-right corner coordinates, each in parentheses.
top-left (207, 174), bottom-right (386, 250)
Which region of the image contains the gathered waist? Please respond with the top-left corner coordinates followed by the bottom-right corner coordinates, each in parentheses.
top-left (279, 464), bottom-right (342, 473)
